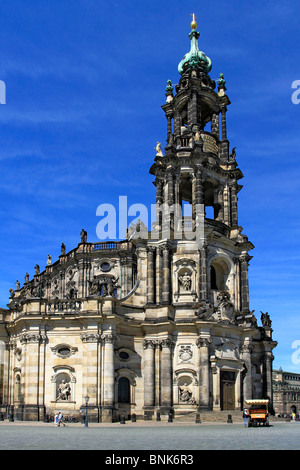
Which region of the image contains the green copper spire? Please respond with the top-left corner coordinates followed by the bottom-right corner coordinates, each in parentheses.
top-left (178, 14), bottom-right (212, 75)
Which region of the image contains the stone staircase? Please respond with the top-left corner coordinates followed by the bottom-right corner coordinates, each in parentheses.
top-left (172, 410), bottom-right (243, 423)
top-left (170, 409), bottom-right (281, 424)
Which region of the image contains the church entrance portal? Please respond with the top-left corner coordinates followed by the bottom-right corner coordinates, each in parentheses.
top-left (221, 371), bottom-right (236, 410)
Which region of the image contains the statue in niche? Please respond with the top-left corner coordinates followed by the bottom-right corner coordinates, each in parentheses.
top-left (179, 272), bottom-right (192, 291)
top-left (66, 284), bottom-right (77, 300)
top-left (56, 380), bottom-right (71, 401)
top-left (89, 275), bottom-right (118, 297)
top-left (179, 383), bottom-right (196, 404)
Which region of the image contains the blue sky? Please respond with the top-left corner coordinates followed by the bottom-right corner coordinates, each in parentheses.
top-left (0, 0), bottom-right (299, 372)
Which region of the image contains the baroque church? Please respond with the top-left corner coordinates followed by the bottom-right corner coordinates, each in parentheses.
top-left (0, 16), bottom-right (277, 422)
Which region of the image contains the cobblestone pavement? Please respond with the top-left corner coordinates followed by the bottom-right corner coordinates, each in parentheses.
top-left (0, 421), bottom-right (299, 451)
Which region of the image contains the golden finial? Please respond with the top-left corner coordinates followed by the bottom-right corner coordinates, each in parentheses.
top-left (190, 13), bottom-right (197, 29)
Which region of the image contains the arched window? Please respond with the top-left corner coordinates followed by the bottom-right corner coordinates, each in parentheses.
top-left (118, 377), bottom-right (130, 404)
top-left (210, 258), bottom-right (230, 291)
top-left (210, 265), bottom-right (217, 290)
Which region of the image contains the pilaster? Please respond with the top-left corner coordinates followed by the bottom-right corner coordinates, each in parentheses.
top-left (101, 333), bottom-right (116, 422)
top-left (160, 339), bottom-right (174, 413)
top-left (143, 339), bottom-right (156, 419)
top-left (197, 336), bottom-right (211, 409)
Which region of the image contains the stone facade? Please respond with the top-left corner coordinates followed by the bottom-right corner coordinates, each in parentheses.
top-left (0, 17), bottom-right (277, 422)
top-left (273, 369), bottom-right (300, 416)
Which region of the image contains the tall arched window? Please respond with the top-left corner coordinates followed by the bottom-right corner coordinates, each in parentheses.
top-left (118, 377), bottom-right (130, 404)
top-left (210, 258), bottom-right (230, 291)
top-left (210, 265), bottom-right (217, 290)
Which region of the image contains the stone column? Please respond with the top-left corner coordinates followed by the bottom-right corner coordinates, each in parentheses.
top-left (143, 340), bottom-right (156, 419)
top-left (156, 247), bottom-right (162, 304)
top-left (102, 333), bottom-right (115, 422)
top-left (210, 357), bottom-right (221, 411)
top-left (198, 243), bottom-right (208, 301)
top-left (263, 352), bottom-right (274, 405)
top-left (194, 168), bottom-right (204, 206)
top-left (166, 114), bottom-right (173, 139)
top-left (241, 340), bottom-right (253, 403)
top-left (239, 254), bottom-right (251, 313)
top-left (221, 106), bottom-right (227, 140)
top-left (78, 258), bottom-right (85, 298)
top-left (174, 110), bottom-right (181, 135)
top-left (136, 247), bottom-right (147, 304)
top-left (162, 244), bottom-right (171, 304)
top-left (211, 112), bottom-right (219, 138)
top-left (193, 168), bottom-right (205, 244)
top-left (229, 181), bottom-right (238, 226)
top-left (216, 186), bottom-right (224, 223)
top-left (188, 92), bottom-right (198, 127)
top-left (167, 171), bottom-right (175, 233)
top-left (147, 246), bottom-right (156, 305)
top-left (155, 177), bottom-right (164, 233)
top-left (197, 337), bottom-right (211, 409)
top-left (160, 339), bottom-right (173, 414)
top-left (192, 168), bottom-right (204, 222)
top-left (223, 183), bottom-right (230, 225)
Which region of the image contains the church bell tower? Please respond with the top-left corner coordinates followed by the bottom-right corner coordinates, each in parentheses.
top-left (149, 14), bottom-right (253, 317)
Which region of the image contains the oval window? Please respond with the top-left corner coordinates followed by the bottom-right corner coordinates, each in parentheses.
top-left (119, 351), bottom-right (129, 360)
top-left (58, 347), bottom-right (71, 357)
top-left (100, 262), bottom-right (111, 272)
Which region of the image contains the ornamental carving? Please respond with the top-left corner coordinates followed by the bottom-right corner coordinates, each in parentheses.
top-left (178, 345), bottom-right (193, 363)
top-left (143, 338), bottom-right (174, 350)
top-left (215, 339), bottom-right (240, 360)
top-left (80, 333), bottom-right (101, 343)
top-left (19, 333), bottom-right (47, 344)
top-left (89, 274), bottom-right (119, 298)
top-left (195, 291), bottom-right (236, 325)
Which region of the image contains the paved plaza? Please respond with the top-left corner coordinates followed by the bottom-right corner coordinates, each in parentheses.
top-left (0, 420), bottom-right (299, 451)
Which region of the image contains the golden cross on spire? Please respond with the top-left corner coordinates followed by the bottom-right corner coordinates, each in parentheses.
top-left (190, 13), bottom-right (197, 29)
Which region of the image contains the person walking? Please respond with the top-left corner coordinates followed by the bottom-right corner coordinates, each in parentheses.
top-left (58, 412), bottom-right (65, 427)
top-left (243, 408), bottom-right (249, 427)
top-left (54, 413), bottom-right (59, 426)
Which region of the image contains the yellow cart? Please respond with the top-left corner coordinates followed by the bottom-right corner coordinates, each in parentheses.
top-left (244, 399), bottom-right (269, 427)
